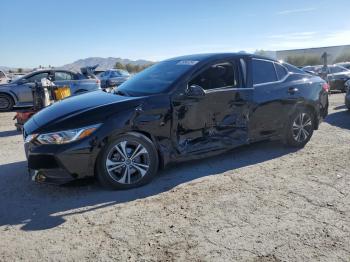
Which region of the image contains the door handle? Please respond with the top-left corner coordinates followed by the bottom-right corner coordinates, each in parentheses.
top-left (288, 87), bottom-right (299, 94)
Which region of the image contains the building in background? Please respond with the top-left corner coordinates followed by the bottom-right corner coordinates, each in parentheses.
top-left (276, 45), bottom-right (350, 64)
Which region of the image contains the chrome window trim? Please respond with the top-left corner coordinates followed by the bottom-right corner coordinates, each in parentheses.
top-left (205, 87), bottom-right (254, 93)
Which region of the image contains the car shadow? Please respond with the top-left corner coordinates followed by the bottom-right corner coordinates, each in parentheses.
top-left (0, 129), bottom-right (20, 138)
top-left (333, 105), bottom-right (347, 111)
top-left (325, 110), bottom-right (350, 130)
top-left (0, 141), bottom-right (297, 231)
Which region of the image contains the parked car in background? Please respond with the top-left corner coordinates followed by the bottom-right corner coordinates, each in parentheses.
top-left (302, 65), bottom-right (350, 92)
top-left (23, 53), bottom-right (329, 189)
top-left (325, 65), bottom-right (350, 92)
top-left (345, 80), bottom-right (350, 110)
top-left (0, 70), bottom-right (9, 84)
top-left (98, 69), bottom-right (130, 89)
top-left (302, 65), bottom-right (321, 75)
top-left (336, 62), bottom-right (350, 70)
top-left (0, 68), bottom-right (101, 111)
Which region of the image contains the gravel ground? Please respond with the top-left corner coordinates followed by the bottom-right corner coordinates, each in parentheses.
top-left (0, 94), bottom-right (349, 261)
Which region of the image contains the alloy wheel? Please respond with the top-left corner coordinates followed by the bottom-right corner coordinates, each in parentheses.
top-left (105, 140), bottom-right (150, 184)
top-left (0, 97), bottom-right (10, 109)
top-left (292, 112), bottom-right (313, 143)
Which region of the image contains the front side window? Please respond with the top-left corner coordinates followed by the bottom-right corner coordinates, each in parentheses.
top-left (26, 72), bottom-right (49, 83)
top-left (189, 62), bottom-right (239, 90)
top-left (55, 72), bottom-right (73, 81)
top-left (252, 59), bottom-right (277, 85)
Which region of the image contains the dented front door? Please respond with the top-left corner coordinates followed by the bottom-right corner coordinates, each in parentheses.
top-left (171, 61), bottom-right (252, 155)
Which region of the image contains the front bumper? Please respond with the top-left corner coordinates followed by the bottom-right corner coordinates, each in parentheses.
top-left (25, 137), bottom-right (98, 184)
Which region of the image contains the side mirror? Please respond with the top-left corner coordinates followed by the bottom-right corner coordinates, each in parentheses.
top-left (186, 84), bottom-right (205, 97)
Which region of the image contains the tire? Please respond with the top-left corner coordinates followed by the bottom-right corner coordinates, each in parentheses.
top-left (0, 93), bottom-right (14, 112)
top-left (346, 101), bottom-right (350, 111)
top-left (96, 132), bottom-right (159, 189)
top-left (285, 108), bottom-right (315, 147)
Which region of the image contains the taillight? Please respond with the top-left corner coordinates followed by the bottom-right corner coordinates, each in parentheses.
top-left (322, 82), bottom-right (330, 92)
top-left (96, 79), bottom-right (100, 84)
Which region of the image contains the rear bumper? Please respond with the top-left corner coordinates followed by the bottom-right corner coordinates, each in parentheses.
top-left (329, 80), bottom-right (347, 91)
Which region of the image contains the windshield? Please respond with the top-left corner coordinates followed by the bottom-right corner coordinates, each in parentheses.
top-left (116, 60), bottom-right (196, 96)
top-left (116, 70), bottom-right (130, 77)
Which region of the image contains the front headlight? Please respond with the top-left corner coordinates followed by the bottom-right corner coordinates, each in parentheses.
top-left (24, 133), bottom-right (38, 143)
top-left (36, 124), bottom-right (101, 145)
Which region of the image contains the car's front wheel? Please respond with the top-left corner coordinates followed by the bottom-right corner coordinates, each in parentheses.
top-left (285, 108), bottom-right (314, 147)
top-left (96, 132), bottom-right (159, 189)
top-left (0, 93), bottom-right (14, 111)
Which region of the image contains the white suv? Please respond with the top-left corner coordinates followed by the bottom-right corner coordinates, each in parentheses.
top-left (0, 70), bottom-right (9, 84)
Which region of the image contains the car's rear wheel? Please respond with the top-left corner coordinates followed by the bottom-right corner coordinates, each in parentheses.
top-left (0, 94), bottom-right (14, 111)
top-left (285, 108), bottom-right (314, 147)
top-left (96, 132), bottom-right (158, 189)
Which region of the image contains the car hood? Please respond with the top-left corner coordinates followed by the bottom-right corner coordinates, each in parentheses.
top-left (24, 90), bottom-right (143, 134)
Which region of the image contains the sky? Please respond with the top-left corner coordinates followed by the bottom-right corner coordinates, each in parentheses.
top-left (0, 0), bottom-right (349, 67)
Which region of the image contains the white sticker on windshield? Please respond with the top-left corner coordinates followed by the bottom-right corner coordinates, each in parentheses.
top-left (176, 60), bottom-right (199, 66)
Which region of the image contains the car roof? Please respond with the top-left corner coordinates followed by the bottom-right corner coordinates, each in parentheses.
top-left (30, 69), bottom-right (75, 74)
top-left (164, 53), bottom-right (272, 62)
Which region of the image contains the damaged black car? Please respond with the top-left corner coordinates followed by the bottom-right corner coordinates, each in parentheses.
top-left (23, 53), bottom-right (329, 189)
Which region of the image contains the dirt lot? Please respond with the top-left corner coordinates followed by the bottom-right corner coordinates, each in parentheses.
top-left (0, 93), bottom-right (349, 261)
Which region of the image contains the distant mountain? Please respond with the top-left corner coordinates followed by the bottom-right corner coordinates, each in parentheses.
top-left (60, 57), bottom-right (154, 71)
top-left (0, 66), bottom-right (32, 73)
top-left (0, 66), bottom-right (10, 71)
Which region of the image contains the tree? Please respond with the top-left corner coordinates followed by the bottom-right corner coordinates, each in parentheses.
top-left (17, 68), bottom-right (23, 73)
top-left (125, 63), bottom-right (134, 73)
top-left (114, 62), bottom-right (125, 70)
top-left (254, 49), bottom-right (267, 56)
top-left (285, 55), bottom-right (321, 67)
top-left (133, 64), bottom-right (141, 73)
top-left (334, 52), bottom-right (350, 63)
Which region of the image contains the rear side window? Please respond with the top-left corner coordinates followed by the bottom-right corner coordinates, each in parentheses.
top-left (252, 59), bottom-right (277, 85)
top-left (0, 71), bottom-right (5, 78)
top-left (55, 72), bottom-right (73, 81)
top-left (282, 62), bottom-right (306, 74)
top-left (274, 63), bottom-right (288, 80)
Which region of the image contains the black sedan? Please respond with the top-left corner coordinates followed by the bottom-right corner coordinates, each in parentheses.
top-left (23, 53), bottom-right (329, 189)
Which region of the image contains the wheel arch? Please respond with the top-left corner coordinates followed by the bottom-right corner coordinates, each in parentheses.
top-left (94, 129), bottom-right (165, 178)
top-left (0, 90), bottom-right (17, 103)
top-left (300, 103), bottom-right (319, 130)
top-left (0, 91), bottom-right (16, 109)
